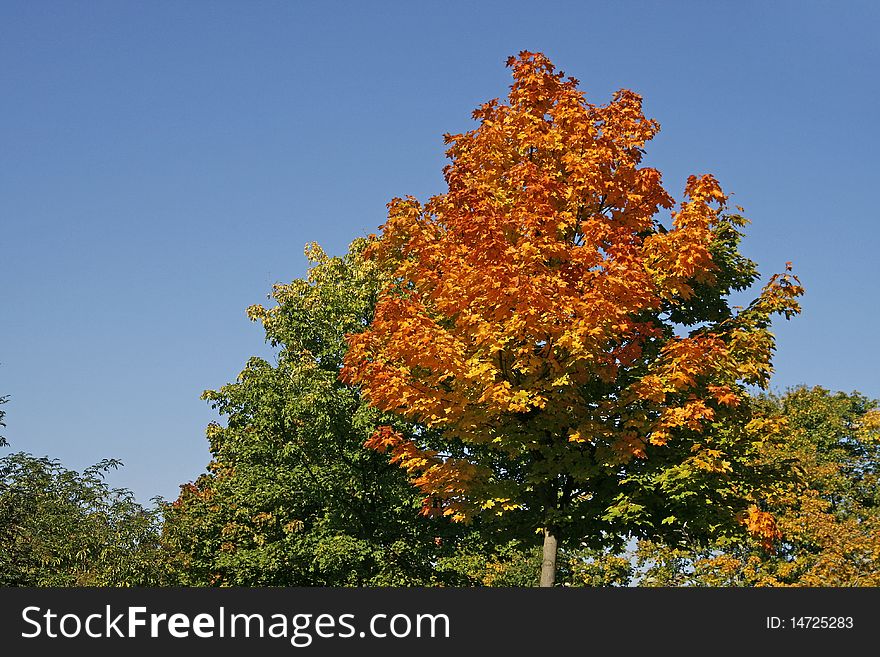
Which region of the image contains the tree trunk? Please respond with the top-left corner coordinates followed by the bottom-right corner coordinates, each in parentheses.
top-left (540, 526), bottom-right (558, 587)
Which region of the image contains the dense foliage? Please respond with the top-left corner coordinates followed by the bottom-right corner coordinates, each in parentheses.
top-left (0, 451), bottom-right (163, 586)
top-left (342, 51), bottom-right (803, 584)
top-left (634, 387), bottom-right (880, 586)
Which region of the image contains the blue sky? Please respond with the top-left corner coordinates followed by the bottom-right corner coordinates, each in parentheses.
top-left (2, 1), bottom-right (878, 504)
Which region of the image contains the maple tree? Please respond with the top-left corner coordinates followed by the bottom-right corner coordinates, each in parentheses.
top-left (342, 51), bottom-right (804, 585)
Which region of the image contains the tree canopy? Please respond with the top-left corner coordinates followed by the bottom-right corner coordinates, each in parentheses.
top-left (342, 50), bottom-right (804, 585)
top-left (0, 451), bottom-right (163, 586)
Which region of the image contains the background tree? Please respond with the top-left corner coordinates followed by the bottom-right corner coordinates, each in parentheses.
top-left (767, 387), bottom-right (880, 585)
top-left (0, 451), bottom-right (164, 586)
top-left (342, 51), bottom-right (803, 586)
top-left (162, 239), bottom-right (487, 586)
top-left (636, 387), bottom-right (880, 586)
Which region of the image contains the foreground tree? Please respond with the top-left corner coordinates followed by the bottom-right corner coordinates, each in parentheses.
top-left (342, 51), bottom-right (803, 585)
top-left (0, 452), bottom-right (163, 586)
top-left (163, 239), bottom-right (484, 585)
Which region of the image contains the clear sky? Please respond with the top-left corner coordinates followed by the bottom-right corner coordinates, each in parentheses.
top-left (2, 1), bottom-right (878, 504)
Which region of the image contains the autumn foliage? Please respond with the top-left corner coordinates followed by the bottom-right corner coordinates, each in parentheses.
top-left (342, 51), bottom-right (803, 581)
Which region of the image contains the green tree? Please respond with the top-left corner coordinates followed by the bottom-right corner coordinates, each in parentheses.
top-left (0, 451), bottom-right (164, 586)
top-left (162, 239), bottom-right (485, 586)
